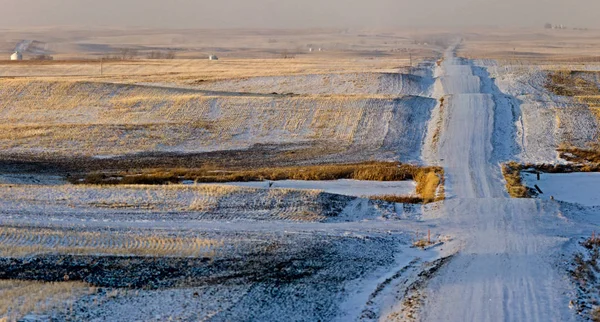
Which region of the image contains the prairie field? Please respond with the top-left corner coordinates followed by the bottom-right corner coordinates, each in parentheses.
top-left (4, 26), bottom-right (600, 321)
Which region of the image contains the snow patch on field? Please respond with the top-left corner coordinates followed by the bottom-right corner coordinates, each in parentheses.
top-left (189, 72), bottom-right (434, 96)
top-left (0, 174), bottom-right (65, 185)
top-left (0, 184), bottom-right (424, 225)
top-left (193, 179), bottom-right (416, 198)
top-left (475, 60), bottom-right (600, 163)
top-left (523, 172), bottom-right (600, 206)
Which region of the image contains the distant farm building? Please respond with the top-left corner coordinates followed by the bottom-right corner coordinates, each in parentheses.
top-left (10, 51), bottom-right (22, 61)
top-left (209, 54), bottom-right (219, 61)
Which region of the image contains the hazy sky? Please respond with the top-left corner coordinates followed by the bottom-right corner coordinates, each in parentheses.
top-left (0, 0), bottom-right (597, 29)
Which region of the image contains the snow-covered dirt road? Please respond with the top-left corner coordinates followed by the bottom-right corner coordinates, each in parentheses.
top-left (419, 49), bottom-right (575, 321)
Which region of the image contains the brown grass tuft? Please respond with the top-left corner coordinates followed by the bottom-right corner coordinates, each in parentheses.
top-left (413, 239), bottom-right (432, 248)
top-left (415, 170), bottom-right (443, 203)
top-left (369, 195), bottom-right (423, 204)
top-left (502, 162), bottom-right (530, 198)
top-left (79, 161), bottom-right (435, 183)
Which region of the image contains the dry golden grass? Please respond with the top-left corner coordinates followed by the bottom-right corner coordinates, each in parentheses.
top-left (369, 195), bottom-right (423, 204)
top-left (541, 69), bottom-right (600, 154)
top-left (0, 57), bottom-right (410, 83)
top-left (0, 279), bottom-right (95, 322)
top-left (430, 96), bottom-right (445, 149)
top-left (545, 70), bottom-right (600, 97)
top-left (415, 170), bottom-right (444, 203)
top-left (76, 162), bottom-right (444, 204)
top-left (0, 183), bottom-right (331, 221)
top-left (558, 147), bottom-right (600, 165)
top-left (81, 162), bottom-right (437, 183)
top-left (0, 79), bottom-right (404, 155)
top-left (502, 162), bottom-right (530, 198)
top-left (412, 239), bottom-right (433, 249)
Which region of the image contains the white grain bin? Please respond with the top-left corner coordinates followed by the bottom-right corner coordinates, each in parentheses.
top-left (10, 51), bottom-right (23, 61)
top-left (208, 54), bottom-right (219, 61)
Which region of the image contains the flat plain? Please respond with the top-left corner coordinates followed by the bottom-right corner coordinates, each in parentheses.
top-left (2, 26), bottom-right (600, 321)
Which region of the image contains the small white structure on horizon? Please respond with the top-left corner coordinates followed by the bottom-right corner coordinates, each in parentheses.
top-left (208, 54), bottom-right (219, 61)
top-left (10, 51), bottom-right (22, 61)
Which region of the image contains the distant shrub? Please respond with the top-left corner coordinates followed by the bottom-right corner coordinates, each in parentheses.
top-left (413, 239), bottom-right (432, 249)
top-left (146, 51), bottom-right (176, 59)
top-left (30, 54), bottom-right (53, 61)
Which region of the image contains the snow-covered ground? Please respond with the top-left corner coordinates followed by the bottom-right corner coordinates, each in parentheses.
top-left (476, 60), bottom-right (600, 164)
top-left (0, 174), bottom-right (65, 185)
top-left (192, 179), bottom-right (416, 198)
top-left (0, 59), bottom-right (446, 321)
top-left (0, 74), bottom-right (437, 162)
top-left (188, 72), bottom-right (434, 96)
top-left (523, 172), bottom-right (600, 206)
top-left (0, 182), bottom-right (438, 321)
top-left (4, 44), bottom-right (600, 321)
top-left (417, 46), bottom-right (576, 322)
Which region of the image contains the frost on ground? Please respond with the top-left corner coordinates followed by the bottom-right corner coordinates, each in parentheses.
top-left (188, 72), bottom-right (434, 96)
top-left (0, 174), bottom-right (65, 185)
top-left (0, 60), bottom-right (444, 320)
top-left (7, 38), bottom-right (600, 321)
top-left (0, 184), bottom-right (425, 224)
top-left (563, 234), bottom-right (600, 320)
top-left (523, 172), bottom-right (600, 206)
top-left (0, 174), bottom-right (435, 322)
top-left (0, 222), bottom-right (436, 322)
top-left (476, 60), bottom-right (600, 164)
top-left (411, 46), bottom-right (579, 322)
top-left (193, 179), bottom-right (416, 198)
top-left (0, 72), bottom-right (436, 162)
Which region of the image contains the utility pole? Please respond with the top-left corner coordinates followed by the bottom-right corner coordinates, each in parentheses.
top-left (409, 52), bottom-right (413, 68)
top-left (100, 58), bottom-right (104, 76)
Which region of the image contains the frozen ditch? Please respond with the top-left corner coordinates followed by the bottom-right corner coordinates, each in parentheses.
top-left (190, 179), bottom-right (416, 198)
top-left (523, 171), bottom-right (600, 206)
top-left (0, 174), bottom-right (65, 185)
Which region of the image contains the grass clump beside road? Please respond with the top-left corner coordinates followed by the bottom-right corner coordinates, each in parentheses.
top-left (78, 161), bottom-right (440, 183)
top-left (502, 162), bottom-right (530, 198)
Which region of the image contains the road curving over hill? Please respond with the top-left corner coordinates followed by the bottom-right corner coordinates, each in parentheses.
top-left (419, 48), bottom-right (575, 321)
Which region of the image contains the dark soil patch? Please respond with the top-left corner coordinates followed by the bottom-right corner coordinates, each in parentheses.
top-left (0, 250), bottom-right (327, 289)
